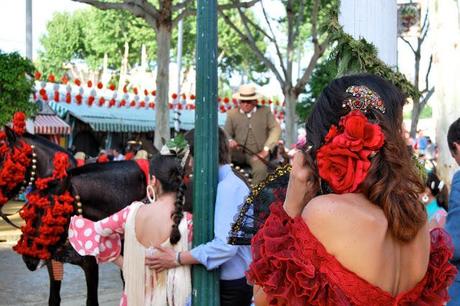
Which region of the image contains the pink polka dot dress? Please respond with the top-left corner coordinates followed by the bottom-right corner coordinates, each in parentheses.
top-left (69, 205), bottom-right (131, 263)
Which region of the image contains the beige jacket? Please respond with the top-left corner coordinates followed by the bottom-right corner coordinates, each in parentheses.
top-left (224, 106), bottom-right (281, 152)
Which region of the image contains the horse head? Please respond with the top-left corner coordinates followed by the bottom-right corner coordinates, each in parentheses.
top-left (0, 125), bottom-right (76, 206)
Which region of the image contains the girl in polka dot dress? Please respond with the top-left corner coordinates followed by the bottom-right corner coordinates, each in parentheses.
top-left (69, 154), bottom-right (192, 306)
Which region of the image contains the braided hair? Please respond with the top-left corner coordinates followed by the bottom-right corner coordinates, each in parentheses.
top-left (149, 154), bottom-right (186, 245)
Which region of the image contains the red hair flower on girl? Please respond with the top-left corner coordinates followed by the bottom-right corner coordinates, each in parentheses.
top-left (317, 110), bottom-right (385, 194)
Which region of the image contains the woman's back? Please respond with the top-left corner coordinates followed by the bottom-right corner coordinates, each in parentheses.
top-left (303, 193), bottom-right (431, 296)
top-left (135, 196), bottom-right (175, 248)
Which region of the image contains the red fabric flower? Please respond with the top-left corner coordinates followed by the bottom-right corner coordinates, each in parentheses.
top-left (317, 110), bottom-right (384, 194)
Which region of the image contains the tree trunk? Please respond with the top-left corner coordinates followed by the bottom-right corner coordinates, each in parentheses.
top-left (429, 0), bottom-right (460, 183)
top-left (410, 98), bottom-right (421, 138)
top-left (284, 90), bottom-right (298, 147)
top-left (154, 24), bottom-right (172, 149)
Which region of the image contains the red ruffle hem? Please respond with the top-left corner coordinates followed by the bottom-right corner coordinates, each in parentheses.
top-left (247, 202), bottom-right (457, 306)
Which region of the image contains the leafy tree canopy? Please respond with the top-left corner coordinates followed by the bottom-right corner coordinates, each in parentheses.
top-left (0, 51), bottom-right (37, 126)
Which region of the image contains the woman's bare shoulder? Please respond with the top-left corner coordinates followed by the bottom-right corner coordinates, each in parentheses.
top-left (301, 194), bottom-right (388, 249)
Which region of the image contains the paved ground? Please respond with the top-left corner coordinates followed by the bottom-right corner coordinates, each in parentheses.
top-left (0, 201), bottom-right (123, 306)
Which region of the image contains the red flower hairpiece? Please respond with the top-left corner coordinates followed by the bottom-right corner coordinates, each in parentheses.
top-left (317, 110), bottom-right (384, 194)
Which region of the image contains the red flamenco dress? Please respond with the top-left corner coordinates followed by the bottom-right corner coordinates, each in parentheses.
top-left (247, 202), bottom-right (457, 306)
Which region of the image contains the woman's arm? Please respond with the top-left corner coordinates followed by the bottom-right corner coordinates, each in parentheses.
top-left (113, 255), bottom-right (123, 269)
top-left (283, 151), bottom-right (319, 218)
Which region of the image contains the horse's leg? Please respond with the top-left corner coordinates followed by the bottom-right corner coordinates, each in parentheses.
top-left (46, 260), bottom-right (62, 306)
top-left (81, 256), bottom-right (99, 306)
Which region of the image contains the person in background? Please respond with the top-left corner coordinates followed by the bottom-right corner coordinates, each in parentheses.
top-left (416, 129), bottom-right (428, 155)
top-left (445, 117), bottom-right (460, 305)
top-left (146, 128), bottom-right (253, 306)
top-left (421, 172), bottom-right (448, 230)
top-left (74, 151), bottom-right (86, 167)
top-left (112, 148), bottom-right (125, 161)
top-left (96, 150), bottom-right (109, 163)
top-left (224, 84), bottom-right (281, 184)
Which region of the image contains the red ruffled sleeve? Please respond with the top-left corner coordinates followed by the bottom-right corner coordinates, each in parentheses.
top-left (247, 202), bottom-right (457, 306)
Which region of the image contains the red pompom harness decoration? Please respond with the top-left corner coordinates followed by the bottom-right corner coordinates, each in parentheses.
top-left (13, 152), bottom-right (75, 260)
top-left (0, 112), bottom-right (32, 207)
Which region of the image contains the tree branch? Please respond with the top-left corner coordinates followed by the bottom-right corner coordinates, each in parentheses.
top-left (293, 0), bottom-right (324, 95)
top-left (218, 0), bottom-right (260, 11)
top-left (420, 87), bottom-right (434, 109)
top-left (172, 0), bottom-right (193, 11)
top-left (219, 8), bottom-right (285, 87)
top-left (400, 36), bottom-right (417, 55)
top-left (421, 54), bottom-right (433, 94)
top-left (260, 0), bottom-right (287, 79)
top-left (292, 0), bottom-right (306, 42)
top-left (72, 0), bottom-right (160, 29)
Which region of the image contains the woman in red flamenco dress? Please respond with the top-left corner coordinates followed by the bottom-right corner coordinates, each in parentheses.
top-left (247, 74), bottom-right (457, 306)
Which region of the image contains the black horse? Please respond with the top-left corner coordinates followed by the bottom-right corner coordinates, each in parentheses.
top-left (1, 127), bottom-right (147, 306)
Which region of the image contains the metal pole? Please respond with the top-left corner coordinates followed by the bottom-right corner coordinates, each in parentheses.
top-left (26, 0), bottom-right (32, 60)
top-left (174, 19), bottom-right (184, 133)
top-left (193, 0), bottom-right (219, 305)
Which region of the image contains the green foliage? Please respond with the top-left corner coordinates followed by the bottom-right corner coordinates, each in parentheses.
top-left (296, 56), bottom-right (337, 122)
top-left (0, 51), bottom-right (37, 126)
top-left (38, 12), bottom-right (85, 78)
top-left (328, 24), bottom-right (420, 99)
top-left (38, 8), bottom-right (157, 76)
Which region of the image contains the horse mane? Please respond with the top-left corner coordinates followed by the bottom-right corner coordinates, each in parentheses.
top-left (24, 133), bottom-right (77, 165)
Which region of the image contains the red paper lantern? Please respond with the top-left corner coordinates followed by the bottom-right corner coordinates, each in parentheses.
top-left (149, 102), bottom-right (155, 109)
top-left (88, 96), bottom-right (95, 106)
top-left (53, 91), bottom-right (59, 102)
top-left (177, 104), bottom-right (183, 110)
top-left (119, 99), bottom-right (126, 107)
top-left (48, 74), bottom-right (55, 83)
top-left (151, 90), bottom-right (156, 96)
top-left (75, 94), bottom-right (82, 105)
top-left (140, 101), bottom-right (146, 108)
top-left (144, 89), bottom-right (149, 96)
top-left (130, 100), bottom-right (136, 107)
top-left (98, 97), bottom-right (105, 106)
top-left (133, 87), bottom-right (138, 95)
top-left (190, 94), bottom-right (195, 100)
top-left (34, 71), bottom-right (42, 80)
top-left (65, 93), bottom-right (71, 104)
top-left (42, 94), bottom-right (48, 101)
top-left (109, 98), bottom-right (116, 107)
top-left (109, 83), bottom-right (116, 91)
top-left (123, 85), bottom-right (128, 93)
top-left (87, 80), bottom-right (93, 88)
top-left (39, 88), bottom-right (46, 97)
top-left (172, 93), bottom-right (178, 100)
top-left (97, 82), bottom-right (103, 89)
top-left (223, 97), bottom-right (230, 104)
top-left (61, 75), bottom-right (69, 85)
top-left (74, 79), bottom-right (81, 86)
top-left (219, 105), bottom-right (226, 113)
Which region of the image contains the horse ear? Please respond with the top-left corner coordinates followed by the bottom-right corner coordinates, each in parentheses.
top-left (4, 126), bottom-right (17, 144)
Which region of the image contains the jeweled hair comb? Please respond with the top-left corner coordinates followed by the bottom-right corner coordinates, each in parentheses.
top-left (343, 85), bottom-right (386, 113)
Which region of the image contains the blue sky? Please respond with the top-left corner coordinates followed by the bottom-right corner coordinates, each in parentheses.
top-left (0, 0), bottom-right (87, 59)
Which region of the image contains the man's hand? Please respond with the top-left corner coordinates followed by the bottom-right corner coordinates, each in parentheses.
top-left (145, 246), bottom-right (178, 272)
top-left (283, 151), bottom-right (319, 218)
top-left (228, 139), bottom-right (239, 149)
top-left (252, 149), bottom-right (269, 161)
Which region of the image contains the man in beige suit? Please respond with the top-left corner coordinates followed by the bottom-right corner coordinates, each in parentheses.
top-left (224, 84), bottom-right (281, 184)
